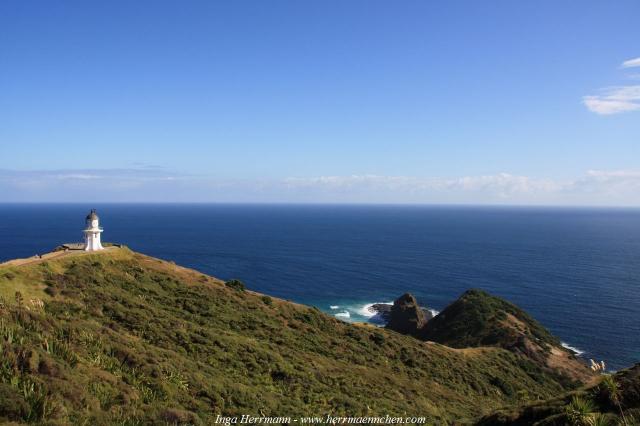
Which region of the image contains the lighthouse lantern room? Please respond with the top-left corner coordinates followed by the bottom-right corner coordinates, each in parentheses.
top-left (83, 209), bottom-right (104, 251)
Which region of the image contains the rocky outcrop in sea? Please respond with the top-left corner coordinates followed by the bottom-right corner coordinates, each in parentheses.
top-left (366, 293), bottom-right (434, 335)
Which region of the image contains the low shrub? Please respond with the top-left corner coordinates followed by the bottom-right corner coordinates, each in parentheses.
top-left (224, 279), bottom-right (246, 292)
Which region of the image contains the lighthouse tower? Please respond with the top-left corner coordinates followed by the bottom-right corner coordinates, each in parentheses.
top-left (83, 209), bottom-right (104, 251)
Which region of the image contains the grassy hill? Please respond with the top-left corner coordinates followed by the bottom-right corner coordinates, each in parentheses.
top-left (422, 289), bottom-right (561, 350)
top-left (0, 248), bottom-right (588, 424)
top-left (422, 289), bottom-right (594, 387)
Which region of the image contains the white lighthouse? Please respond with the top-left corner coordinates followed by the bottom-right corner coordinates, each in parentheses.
top-left (83, 209), bottom-right (104, 251)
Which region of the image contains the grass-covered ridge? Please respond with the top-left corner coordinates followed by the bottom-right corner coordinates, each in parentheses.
top-left (421, 289), bottom-right (594, 387)
top-left (0, 248), bottom-right (582, 424)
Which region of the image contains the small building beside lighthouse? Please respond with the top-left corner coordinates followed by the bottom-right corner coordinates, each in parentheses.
top-left (83, 209), bottom-right (104, 251)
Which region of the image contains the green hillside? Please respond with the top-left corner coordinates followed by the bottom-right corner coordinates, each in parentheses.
top-left (0, 248), bottom-right (586, 424)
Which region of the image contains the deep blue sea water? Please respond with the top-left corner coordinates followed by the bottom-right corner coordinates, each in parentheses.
top-left (1, 204), bottom-right (639, 370)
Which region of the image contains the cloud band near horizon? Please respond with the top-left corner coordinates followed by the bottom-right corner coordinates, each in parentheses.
top-left (1, 168), bottom-right (640, 206)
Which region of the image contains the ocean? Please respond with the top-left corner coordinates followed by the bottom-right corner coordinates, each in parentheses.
top-left (1, 203), bottom-right (639, 370)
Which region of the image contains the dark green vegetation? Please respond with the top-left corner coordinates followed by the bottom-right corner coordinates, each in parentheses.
top-left (423, 289), bottom-right (560, 350)
top-left (223, 279), bottom-right (245, 292)
top-left (477, 364), bottom-right (640, 425)
top-left (0, 249), bottom-right (601, 424)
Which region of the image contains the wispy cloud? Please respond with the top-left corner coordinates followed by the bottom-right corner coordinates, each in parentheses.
top-left (2, 168), bottom-right (640, 205)
top-left (584, 57), bottom-right (640, 115)
top-left (0, 168), bottom-right (185, 194)
top-left (0, 168), bottom-right (183, 182)
top-left (583, 85), bottom-right (640, 115)
top-left (621, 57), bottom-right (640, 69)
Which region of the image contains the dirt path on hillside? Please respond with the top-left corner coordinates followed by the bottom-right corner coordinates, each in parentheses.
top-left (0, 247), bottom-right (118, 268)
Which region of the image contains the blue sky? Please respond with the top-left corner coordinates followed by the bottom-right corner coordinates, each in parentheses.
top-left (1, 1), bottom-right (639, 204)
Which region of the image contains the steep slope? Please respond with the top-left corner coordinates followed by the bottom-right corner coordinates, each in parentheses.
top-left (421, 289), bottom-right (595, 386)
top-left (0, 249), bottom-right (580, 424)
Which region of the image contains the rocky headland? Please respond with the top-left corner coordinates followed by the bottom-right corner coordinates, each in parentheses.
top-left (0, 246), bottom-right (637, 425)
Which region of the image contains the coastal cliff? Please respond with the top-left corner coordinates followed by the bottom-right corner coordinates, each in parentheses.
top-left (0, 247), bottom-right (619, 424)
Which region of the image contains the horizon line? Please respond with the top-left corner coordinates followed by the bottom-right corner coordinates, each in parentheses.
top-left (1, 201), bottom-right (640, 210)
